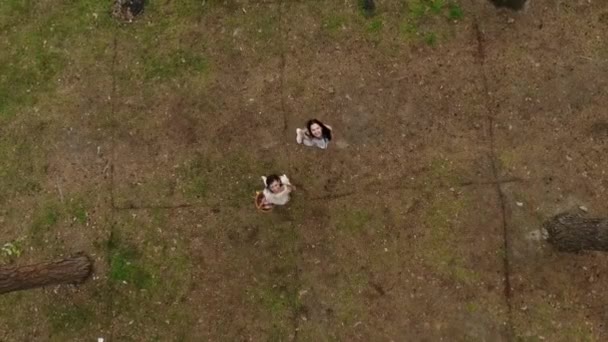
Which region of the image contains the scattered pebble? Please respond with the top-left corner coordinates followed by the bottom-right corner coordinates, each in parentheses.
top-left (516, 202), bottom-right (523, 207)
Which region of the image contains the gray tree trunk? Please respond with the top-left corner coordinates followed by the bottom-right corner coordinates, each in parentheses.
top-left (0, 253), bottom-right (93, 294)
top-left (544, 213), bottom-right (608, 252)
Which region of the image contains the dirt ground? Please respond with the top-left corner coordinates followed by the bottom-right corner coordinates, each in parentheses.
top-left (1, 0), bottom-right (607, 341)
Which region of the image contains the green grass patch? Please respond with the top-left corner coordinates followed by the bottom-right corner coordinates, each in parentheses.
top-left (0, 126), bottom-right (47, 201)
top-left (407, 0), bottom-right (428, 20)
top-left (31, 202), bottom-right (60, 237)
top-left (400, 0), bottom-right (463, 45)
top-left (400, 21), bottom-right (418, 39)
top-left (0, 42), bottom-right (64, 116)
top-left (0, 0), bottom-right (113, 118)
top-left (366, 18), bottom-right (383, 34)
top-left (429, 0), bottom-right (446, 14)
top-left (106, 212), bottom-right (195, 340)
top-left (424, 32), bottom-right (438, 46)
top-left (108, 233), bottom-right (155, 289)
top-left (448, 3), bottom-right (464, 20)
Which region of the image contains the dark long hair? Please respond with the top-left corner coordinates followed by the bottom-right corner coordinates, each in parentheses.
top-left (306, 119), bottom-right (332, 141)
top-left (265, 174), bottom-right (281, 188)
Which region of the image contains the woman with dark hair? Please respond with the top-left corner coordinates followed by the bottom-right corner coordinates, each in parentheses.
top-left (255, 174), bottom-right (295, 211)
top-left (296, 119), bottom-right (333, 149)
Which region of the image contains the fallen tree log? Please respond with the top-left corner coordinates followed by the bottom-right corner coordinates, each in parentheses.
top-left (544, 213), bottom-right (608, 252)
top-left (0, 253), bottom-right (93, 295)
top-left (489, 0), bottom-right (528, 10)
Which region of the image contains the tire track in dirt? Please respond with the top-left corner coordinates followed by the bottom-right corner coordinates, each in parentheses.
top-left (472, 18), bottom-right (515, 339)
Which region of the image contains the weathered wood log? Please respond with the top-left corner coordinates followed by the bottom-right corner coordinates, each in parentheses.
top-left (544, 213), bottom-right (608, 252)
top-left (0, 253), bottom-right (93, 295)
top-left (489, 0), bottom-right (528, 10)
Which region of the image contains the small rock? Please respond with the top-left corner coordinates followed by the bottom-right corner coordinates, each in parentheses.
top-left (579, 206), bottom-right (588, 212)
top-left (516, 202), bottom-right (524, 207)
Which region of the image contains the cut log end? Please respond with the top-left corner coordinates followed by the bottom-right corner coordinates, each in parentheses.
top-left (545, 213), bottom-right (608, 253)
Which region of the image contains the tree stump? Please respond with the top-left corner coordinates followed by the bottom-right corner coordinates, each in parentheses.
top-left (361, 0), bottom-right (375, 15)
top-left (112, 0), bottom-right (145, 22)
top-left (0, 253), bottom-right (93, 295)
top-left (488, 0), bottom-right (528, 10)
top-left (544, 213), bottom-right (608, 252)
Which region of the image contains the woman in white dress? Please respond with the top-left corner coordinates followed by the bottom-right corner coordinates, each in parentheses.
top-left (255, 174), bottom-right (295, 211)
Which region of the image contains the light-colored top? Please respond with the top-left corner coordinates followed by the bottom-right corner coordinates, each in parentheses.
top-left (261, 174), bottom-right (292, 205)
top-left (303, 136), bottom-right (329, 149)
top-left (301, 124), bottom-right (332, 149)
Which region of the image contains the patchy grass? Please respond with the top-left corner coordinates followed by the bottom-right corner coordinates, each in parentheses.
top-left (67, 197), bottom-right (88, 225)
top-left (253, 284), bottom-right (301, 322)
top-left (48, 303), bottom-right (94, 334)
top-left (427, 156), bottom-right (466, 186)
top-left (143, 49), bottom-right (209, 80)
top-left (0, 133), bottom-right (45, 202)
top-left (498, 149), bottom-right (521, 171)
top-left (106, 212), bottom-right (195, 340)
top-left (514, 300), bottom-right (595, 341)
top-left (177, 152), bottom-right (267, 207)
top-left (1, 0), bottom-right (606, 340)
top-left (421, 191), bottom-right (479, 284)
top-left (177, 156), bottom-right (211, 199)
top-left (400, 0), bottom-right (463, 45)
top-left (218, 7), bottom-right (283, 59)
top-left (335, 271), bottom-right (368, 325)
top-left (366, 17), bottom-right (383, 34)
top-left (322, 14), bottom-right (348, 35)
top-left (30, 201), bottom-right (61, 240)
top-left (335, 207), bottom-right (373, 233)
